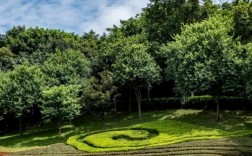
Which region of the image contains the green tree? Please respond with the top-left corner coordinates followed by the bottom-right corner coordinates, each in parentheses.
top-left (233, 1), bottom-right (252, 43)
top-left (0, 71), bottom-right (6, 121)
top-left (162, 15), bottom-right (243, 121)
top-left (83, 70), bottom-right (117, 128)
top-left (143, 0), bottom-right (201, 44)
top-left (42, 50), bottom-right (91, 87)
top-left (81, 30), bottom-right (100, 73)
top-left (113, 41), bottom-right (161, 120)
top-left (41, 85), bottom-right (80, 137)
top-left (200, 0), bottom-right (219, 19)
top-left (0, 64), bottom-right (45, 136)
top-left (2, 26), bottom-right (82, 64)
top-left (100, 35), bottom-right (145, 113)
top-left (0, 47), bottom-right (16, 71)
top-left (243, 43), bottom-right (252, 100)
top-left (119, 16), bottom-right (144, 37)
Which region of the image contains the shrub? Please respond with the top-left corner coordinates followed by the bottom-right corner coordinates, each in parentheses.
top-left (182, 95), bottom-right (214, 109)
top-left (183, 96), bottom-right (252, 110)
top-left (142, 98), bottom-right (182, 110)
top-left (116, 95), bottom-right (252, 111)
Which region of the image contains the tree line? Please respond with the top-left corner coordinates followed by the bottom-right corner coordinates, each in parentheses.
top-left (0, 0), bottom-right (252, 136)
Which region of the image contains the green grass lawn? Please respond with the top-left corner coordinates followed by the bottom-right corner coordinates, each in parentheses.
top-left (0, 109), bottom-right (252, 153)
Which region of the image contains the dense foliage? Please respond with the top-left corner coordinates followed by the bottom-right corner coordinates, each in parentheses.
top-left (162, 15), bottom-right (244, 120)
top-left (0, 64), bottom-right (45, 136)
top-left (0, 0), bottom-right (252, 135)
top-left (41, 85), bottom-right (80, 136)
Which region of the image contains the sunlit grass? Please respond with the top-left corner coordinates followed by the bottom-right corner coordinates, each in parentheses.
top-left (67, 118), bottom-right (252, 152)
top-left (1, 109), bottom-right (252, 153)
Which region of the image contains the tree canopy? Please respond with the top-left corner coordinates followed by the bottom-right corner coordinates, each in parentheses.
top-left (162, 15), bottom-right (243, 121)
top-left (0, 64), bottom-right (45, 136)
top-left (113, 36), bottom-right (161, 120)
top-left (1, 0), bottom-right (252, 134)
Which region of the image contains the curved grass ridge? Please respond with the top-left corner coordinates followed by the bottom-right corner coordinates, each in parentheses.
top-left (67, 120), bottom-right (252, 153)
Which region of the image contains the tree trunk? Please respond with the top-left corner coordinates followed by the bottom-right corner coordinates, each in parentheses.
top-left (137, 100), bottom-right (142, 121)
top-left (215, 96), bottom-right (220, 122)
top-left (147, 89), bottom-right (150, 102)
top-left (59, 119), bottom-right (62, 138)
top-left (147, 85), bottom-right (151, 102)
top-left (134, 85), bottom-right (142, 121)
top-left (31, 107), bottom-right (34, 116)
top-left (113, 97), bottom-right (117, 120)
top-left (128, 88), bottom-right (132, 113)
top-left (101, 112), bottom-right (105, 129)
top-left (18, 117), bottom-right (22, 138)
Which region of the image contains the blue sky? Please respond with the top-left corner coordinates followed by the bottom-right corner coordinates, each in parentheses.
top-left (0, 0), bottom-right (231, 35)
top-left (0, 0), bottom-right (149, 35)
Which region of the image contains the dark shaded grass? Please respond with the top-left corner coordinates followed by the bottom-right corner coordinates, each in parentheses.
top-left (0, 109), bottom-right (252, 152)
top-left (8, 137), bottom-right (252, 156)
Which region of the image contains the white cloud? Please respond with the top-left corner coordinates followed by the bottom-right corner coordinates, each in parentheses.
top-left (0, 0), bottom-right (232, 35)
top-left (0, 0), bottom-right (149, 35)
top-left (213, 0), bottom-right (232, 3)
top-left (82, 0), bottom-right (149, 34)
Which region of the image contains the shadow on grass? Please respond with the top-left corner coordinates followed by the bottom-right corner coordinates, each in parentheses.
top-left (73, 110), bottom-right (178, 131)
top-left (0, 126), bottom-right (73, 147)
top-left (172, 110), bottom-right (252, 132)
top-left (1, 109), bottom-right (251, 150)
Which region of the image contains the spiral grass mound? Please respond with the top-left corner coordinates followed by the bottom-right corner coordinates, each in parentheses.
top-left (67, 120), bottom-right (252, 153)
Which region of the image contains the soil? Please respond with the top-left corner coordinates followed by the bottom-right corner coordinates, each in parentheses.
top-left (4, 137), bottom-right (252, 156)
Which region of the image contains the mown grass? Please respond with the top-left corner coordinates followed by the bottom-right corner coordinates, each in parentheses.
top-left (1, 109), bottom-right (252, 153)
top-left (67, 118), bottom-right (252, 152)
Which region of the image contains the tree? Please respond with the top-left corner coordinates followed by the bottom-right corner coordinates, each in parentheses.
top-left (243, 43), bottom-right (252, 101)
top-left (0, 64), bottom-right (45, 136)
top-left (0, 71), bottom-right (6, 121)
top-left (83, 70), bottom-right (117, 128)
top-left (142, 0), bottom-right (208, 74)
top-left (2, 26), bottom-right (82, 64)
top-left (162, 15), bottom-right (243, 121)
top-left (81, 30), bottom-right (100, 74)
top-left (42, 50), bottom-right (91, 87)
top-left (143, 0), bottom-right (202, 45)
top-left (233, 1), bottom-right (252, 43)
top-left (120, 16), bottom-right (144, 37)
top-left (200, 0), bottom-right (219, 19)
top-left (113, 40), bottom-right (161, 120)
top-left (0, 47), bottom-right (16, 72)
top-left (41, 85), bottom-right (81, 137)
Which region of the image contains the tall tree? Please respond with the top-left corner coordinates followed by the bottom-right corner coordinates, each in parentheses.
top-left (0, 71), bottom-right (6, 121)
top-left (81, 30), bottom-right (100, 74)
top-left (113, 38), bottom-right (161, 120)
top-left (233, 1), bottom-right (252, 43)
top-left (83, 70), bottom-right (117, 128)
top-left (162, 15), bottom-right (243, 121)
top-left (0, 47), bottom-right (16, 72)
top-left (243, 43), bottom-right (252, 100)
top-left (41, 85), bottom-right (81, 137)
top-left (0, 64), bottom-right (45, 136)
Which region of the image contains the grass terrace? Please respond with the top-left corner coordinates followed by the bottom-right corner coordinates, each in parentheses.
top-left (1, 109), bottom-right (252, 154)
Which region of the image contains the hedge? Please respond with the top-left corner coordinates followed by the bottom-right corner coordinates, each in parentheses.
top-left (116, 95), bottom-right (252, 111)
top-left (183, 95), bottom-right (252, 110)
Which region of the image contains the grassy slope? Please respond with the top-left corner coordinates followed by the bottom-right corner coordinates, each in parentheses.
top-left (0, 109), bottom-right (252, 153)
